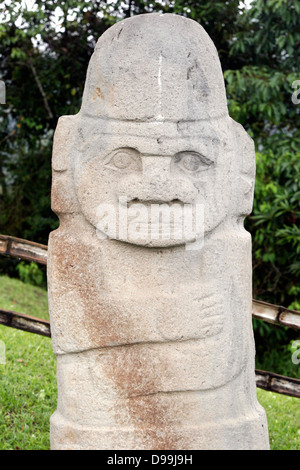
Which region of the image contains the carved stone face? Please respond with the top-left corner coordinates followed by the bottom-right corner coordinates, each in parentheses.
top-left (74, 117), bottom-right (236, 247)
top-left (69, 13), bottom-right (254, 247)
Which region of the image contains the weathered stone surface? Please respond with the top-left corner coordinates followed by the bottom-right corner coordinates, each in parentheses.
top-left (48, 13), bottom-right (270, 449)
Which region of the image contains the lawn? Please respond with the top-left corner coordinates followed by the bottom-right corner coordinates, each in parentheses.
top-left (0, 274), bottom-right (299, 450)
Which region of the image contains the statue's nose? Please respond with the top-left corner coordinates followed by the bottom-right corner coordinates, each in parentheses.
top-left (118, 156), bottom-right (198, 204)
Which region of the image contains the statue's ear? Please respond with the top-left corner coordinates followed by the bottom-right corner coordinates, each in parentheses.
top-left (51, 115), bottom-right (80, 215)
top-left (231, 119), bottom-right (256, 218)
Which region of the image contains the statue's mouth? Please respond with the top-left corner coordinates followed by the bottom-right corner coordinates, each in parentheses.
top-left (96, 200), bottom-right (204, 248)
top-left (126, 198), bottom-right (185, 207)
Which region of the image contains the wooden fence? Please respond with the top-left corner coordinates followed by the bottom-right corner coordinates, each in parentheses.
top-left (0, 233), bottom-right (299, 398)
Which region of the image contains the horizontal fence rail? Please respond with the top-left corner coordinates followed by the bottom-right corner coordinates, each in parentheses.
top-left (0, 308), bottom-right (51, 337)
top-left (0, 233), bottom-right (299, 398)
top-left (255, 370), bottom-right (300, 398)
top-left (0, 234), bottom-right (47, 265)
top-left (253, 299), bottom-right (300, 330)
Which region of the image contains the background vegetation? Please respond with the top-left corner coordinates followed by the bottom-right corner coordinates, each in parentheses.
top-left (0, 0), bottom-right (299, 444)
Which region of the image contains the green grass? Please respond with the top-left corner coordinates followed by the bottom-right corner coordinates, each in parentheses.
top-left (0, 326), bottom-right (56, 450)
top-left (0, 274), bottom-right (49, 320)
top-left (257, 389), bottom-right (300, 450)
top-left (0, 274), bottom-right (299, 450)
top-left (0, 275), bottom-right (55, 450)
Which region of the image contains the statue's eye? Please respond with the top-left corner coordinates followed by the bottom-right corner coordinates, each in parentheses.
top-left (106, 148), bottom-right (142, 172)
top-left (174, 152), bottom-right (213, 173)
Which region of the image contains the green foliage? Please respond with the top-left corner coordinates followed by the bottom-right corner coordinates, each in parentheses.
top-left (224, 0), bottom-right (300, 143)
top-left (253, 319), bottom-right (299, 379)
top-left (248, 144), bottom-right (300, 363)
top-left (225, 66), bottom-right (298, 129)
top-left (247, 150), bottom-right (300, 308)
top-left (15, 262), bottom-right (44, 287)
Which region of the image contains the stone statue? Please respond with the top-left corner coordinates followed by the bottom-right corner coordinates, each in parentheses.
top-left (48, 13), bottom-right (270, 449)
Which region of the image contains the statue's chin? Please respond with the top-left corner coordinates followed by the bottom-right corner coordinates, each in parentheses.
top-left (96, 228), bottom-right (200, 248)
top-left (118, 236), bottom-right (192, 248)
